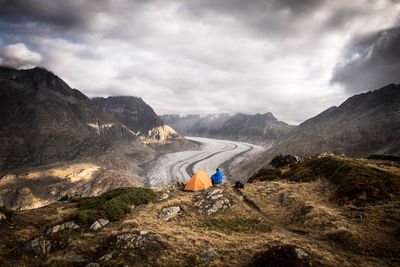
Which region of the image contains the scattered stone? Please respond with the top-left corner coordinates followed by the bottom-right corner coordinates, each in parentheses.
top-left (90, 219), bottom-right (110, 230)
top-left (0, 244), bottom-right (6, 249)
top-left (201, 251), bottom-right (218, 262)
top-left (47, 224), bottom-right (61, 234)
top-left (280, 192), bottom-right (290, 206)
top-left (99, 252), bottom-right (114, 261)
top-left (16, 236), bottom-right (51, 256)
top-left (158, 193), bottom-right (169, 201)
top-left (159, 206), bottom-right (180, 221)
top-left (317, 152), bottom-right (335, 158)
top-left (86, 263), bottom-right (100, 267)
top-left (47, 221), bottom-right (80, 234)
top-left (0, 212), bottom-right (6, 221)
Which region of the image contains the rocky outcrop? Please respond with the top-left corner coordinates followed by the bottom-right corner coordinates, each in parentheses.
top-left (16, 236), bottom-right (51, 256)
top-left (47, 221), bottom-right (80, 234)
top-left (194, 188), bottom-right (231, 215)
top-left (161, 113), bottom-right (294, 146)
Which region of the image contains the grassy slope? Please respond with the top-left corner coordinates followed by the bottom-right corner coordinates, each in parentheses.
top-left (0, 158), bottom-right (399, 266)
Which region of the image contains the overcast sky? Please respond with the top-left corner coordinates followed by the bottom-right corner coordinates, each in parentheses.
top-left (0, 0), bottom-right (399, 124)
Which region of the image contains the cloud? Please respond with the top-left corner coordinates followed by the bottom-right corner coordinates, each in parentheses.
top-left (0, 43), bottom-right (41, 69)
top-left (331, 25), bottom-right (400, 93)
top-left (0, 0), bottom-right (399, 124)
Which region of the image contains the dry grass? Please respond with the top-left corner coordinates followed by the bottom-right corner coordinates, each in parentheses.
top-left (1, 174), bottom-right (400, 266)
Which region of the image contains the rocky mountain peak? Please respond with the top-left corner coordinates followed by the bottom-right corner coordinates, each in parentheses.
top-left (0, 66), bottom-right (88, 100)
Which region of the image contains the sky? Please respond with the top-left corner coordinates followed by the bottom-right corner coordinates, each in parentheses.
top-left (0, 0), bottom-right (399, 125)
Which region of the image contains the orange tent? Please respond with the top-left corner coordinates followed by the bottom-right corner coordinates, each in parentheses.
top-left (184, 170), bottom-right (212, 191)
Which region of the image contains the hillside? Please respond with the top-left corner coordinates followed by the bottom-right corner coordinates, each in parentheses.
top-left (161, 113), bottom-right (294, 147)
top-left (0, 156), bottom-right (399, 266)
top-left (92, 96), bottom-right (196, 151)
top-left (231, 84), bottom-right (400, 179)
top-left (0, 67), bottom-right (155, 210)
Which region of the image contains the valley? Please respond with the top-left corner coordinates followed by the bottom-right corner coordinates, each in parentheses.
top-left (143, 137), bottom-right (265, 187)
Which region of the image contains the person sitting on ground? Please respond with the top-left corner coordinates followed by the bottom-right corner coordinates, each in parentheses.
top-left (211, 168), bottom-right (223, 185)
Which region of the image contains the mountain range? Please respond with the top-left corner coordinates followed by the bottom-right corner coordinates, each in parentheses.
top-left (0, 67), bottom-right (190, 210)
top-left (161, 113), bottom-right (294, 146)
top-left (231, 83), bottom-right (400, 179)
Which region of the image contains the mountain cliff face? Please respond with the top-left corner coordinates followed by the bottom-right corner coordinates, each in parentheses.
top-left (161, 113), bottom-right (294, 146)
top-left (231, 84), bottom-right (400, 179)
top-left (92, 96), bottom-right (185, 145)
top-left (0, 67), bottom-right (154, 210)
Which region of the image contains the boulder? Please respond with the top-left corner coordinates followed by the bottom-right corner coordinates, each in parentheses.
top-left (159, 206), bottom-right (180, 221)
top-left (86, 263), bottom-right (100, 267)
top-left (17, 236), bottom-right (51, 256)
top-left (0, 212), bottom-right (6, 221)
top-left (0, 194), bottom-right (3, 206)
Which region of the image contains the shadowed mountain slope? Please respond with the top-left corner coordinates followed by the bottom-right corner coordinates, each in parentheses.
top-left (0, 67), bottom-right (154, 210)
top-left (231, 84), bottom-right (400, 180)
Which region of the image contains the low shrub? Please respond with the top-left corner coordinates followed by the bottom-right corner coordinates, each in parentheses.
top-left (367, 154), bottom-right (400, 162)
top-left (199, 217), bottom-right (272, 234)
top-left (0, 206), bottom-right (13, 217)
top-left (70, 187), bottom-right (156, 225)
top-left (248, 168), bottom-right (282, 183)
top-left (270, 154), bottom-right (286, 168)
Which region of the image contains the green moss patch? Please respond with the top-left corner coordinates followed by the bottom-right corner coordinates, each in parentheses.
top-left (198, 217), bottom-right (272, 234)
top-left (70, 187), bottom-right (156, 225)
top-left (285, 157), bottom-right (400, 203)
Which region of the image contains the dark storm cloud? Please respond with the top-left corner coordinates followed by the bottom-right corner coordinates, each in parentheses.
top-left (331, 25), bottom-right (400, 93)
